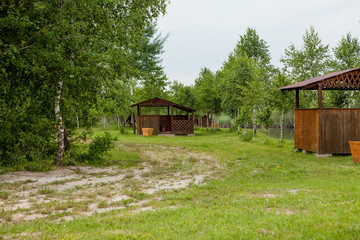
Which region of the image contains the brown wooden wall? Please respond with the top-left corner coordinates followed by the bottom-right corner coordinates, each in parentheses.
top-left (295, 109), bottom-right (319, 153)
top-left (318, 109), bottom-right (360, 154)
top-left (295, 109), bottom-right (360, 154)
top-left (138, 115), bottom-right (160, 135)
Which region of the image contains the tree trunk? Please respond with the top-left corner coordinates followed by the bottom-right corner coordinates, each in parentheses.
top-left (124, 114), bottom-right (127, 131)
top-left (213, 113), bottom-right (216, 132)
top-left (252, 106), bottom-right (256, 142)
top-left (237, 108), bottom-right (240, 134)
top-left (76, 115), bottom-right (79, 132)
top-left (280, 107), bottom-right (284, 147)
top-left (130, 76), bottom-right (136, 135)
top-left (206, 112), bottom-right (209, 130)
top-left (116, 114), bottom-right (120, 129)
top-left (103, 116), bottom-right (107, 130)
top-left (55, 80), bottom-right (64, 166)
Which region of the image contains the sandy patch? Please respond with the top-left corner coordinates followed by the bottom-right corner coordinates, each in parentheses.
top-left (0, 144), bottom-right (223, 224)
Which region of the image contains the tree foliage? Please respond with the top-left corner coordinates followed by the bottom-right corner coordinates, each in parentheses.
top-left (0, 0), bottom-right (168, 168)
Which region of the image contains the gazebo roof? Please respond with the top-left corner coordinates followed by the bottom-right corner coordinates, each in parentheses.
top-left (280, 67), bottom-right (360, 91)
top-left (131, 97), bottom-right (196, 112)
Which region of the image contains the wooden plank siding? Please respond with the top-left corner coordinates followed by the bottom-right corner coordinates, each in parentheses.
top-left (295, 109), bottom-right (360, 154)
top-left (138, 116), bottom-right (160, 135)
top-left (318, 109), bottom-right (360, 154)
top-left (295, 109), bottom-right (319, 153)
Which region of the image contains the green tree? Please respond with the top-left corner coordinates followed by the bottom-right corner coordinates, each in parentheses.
top-left (219, 28), bottom-right (272, 131)
top-left (0, 0), bottom-right (168, 167)
top-left (170, 81), bottom-right (197, 110)
top-left (194, 68), bottom-right (221, 130)
top-left (329, 33), bottom-right (360, 108)
top-left (238, 56), bottom-right (263, 141)
top-left (257, 107), bottom-right (273, 142)
top-left (132, 23), bottom-right (169, 101)
top-left (270, 72), bottom-right (294, 147)
top-left (333, 33), bottom-right (360, 69)
top-left (234, 27), bottom-right (271, 66)
top-left (281, 26), bottom-right (330, 108)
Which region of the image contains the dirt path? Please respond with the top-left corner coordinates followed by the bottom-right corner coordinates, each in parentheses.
top-left (0, 144), bottom-right (223, 224)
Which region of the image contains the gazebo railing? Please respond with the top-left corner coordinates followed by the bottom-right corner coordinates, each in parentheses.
top-left (173, 120), bottom-right (194, 135)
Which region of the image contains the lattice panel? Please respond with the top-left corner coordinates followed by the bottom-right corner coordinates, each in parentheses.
top-left (320, 70), bottom-right (360, 89)
top-left (140, 98), bottom-right (172, 107)
top-left (173, 120), bottom-right (194, 135)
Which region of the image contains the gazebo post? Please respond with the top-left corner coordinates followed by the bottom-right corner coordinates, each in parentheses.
top-left (318, 85), bottom-right (323, 109)
top-left (295, 90), bottom-right (300, 109)
top-left (171, 104), bottom-right (174, 133)
top-left (132, 111), bottom-right (135, 135)
top-left (137, 105), bottom-right (141, 135)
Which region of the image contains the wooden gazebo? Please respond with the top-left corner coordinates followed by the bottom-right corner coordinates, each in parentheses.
top-left (131, 97), bottom-right (196, 136)
top-left (280, 67), bottom-right (360, 154)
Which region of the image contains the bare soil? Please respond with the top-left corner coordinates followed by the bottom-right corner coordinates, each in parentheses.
top-left (0, 144), bottom-right (223, 224)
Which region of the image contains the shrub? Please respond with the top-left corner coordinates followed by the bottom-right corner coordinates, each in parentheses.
top-left (76, 132), bottom-right (118, 165)
top-left (120, 126), bottom-right (126, 134)
top-left (241, 129), bottom-right (253, 142)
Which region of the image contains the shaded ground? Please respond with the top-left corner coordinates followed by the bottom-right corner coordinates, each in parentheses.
top-left (0, 144), bottom-right (223, 224)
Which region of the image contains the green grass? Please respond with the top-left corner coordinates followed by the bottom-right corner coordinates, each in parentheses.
top-left (1, 128), bottom-right (360, 239)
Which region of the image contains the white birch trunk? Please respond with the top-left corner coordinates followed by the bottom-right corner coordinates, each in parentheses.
top-left (103, 116), bottom-right (107, 130)
top-left (130, 76), bottom-right (136, 134)
top-left (116, 114), bottom-right (120, 129)
top-left (55, 80), bottom-right (64, 166)
top-left (252, 106), bottom-right (256, 142)
top-left (237, 108), bottom-right (240, 134)
top-left (76, 115), bottom-right (79, 132)
top-left (280, 107), bottom-right (284, 147)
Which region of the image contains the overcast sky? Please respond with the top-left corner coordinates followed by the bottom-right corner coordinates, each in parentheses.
top-left (157, 0), bottom-right (360, 86)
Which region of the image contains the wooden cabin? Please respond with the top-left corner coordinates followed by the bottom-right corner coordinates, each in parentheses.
top-left (280, 67), bottom-right (360, 154)
top-left (131, 97), bottom-right (196, 136)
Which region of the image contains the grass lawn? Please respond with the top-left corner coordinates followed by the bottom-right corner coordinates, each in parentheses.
top-left (1, 127), bottom-right (360, 239)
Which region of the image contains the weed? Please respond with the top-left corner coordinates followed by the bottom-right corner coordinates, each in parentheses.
top-left (98, 201), bottom-right (109, 208)
top-left (38, 187), bottom-right (56, 195)
top-left (0, 191), bottom-right (10, 200)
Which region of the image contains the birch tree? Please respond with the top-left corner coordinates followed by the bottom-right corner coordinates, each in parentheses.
top-left (281, 26), bottom-right (330, 108)
top-left (270, 73), bottom-right (293, 147)
top-left (0, 0), bottom-right (168, 166)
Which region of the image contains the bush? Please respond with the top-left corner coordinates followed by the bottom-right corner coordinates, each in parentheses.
top-left (241, 129), bottom-right (253, 142)
top-left (120, 126), bottom-right (126, 134)
top-left (24, 158), bottom-right (54, 172)
top-left (76, 132), bottom-right (118, 165)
